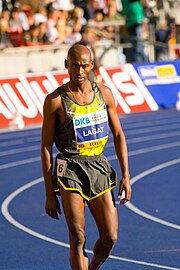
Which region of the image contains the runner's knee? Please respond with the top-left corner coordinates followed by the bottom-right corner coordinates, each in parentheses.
top-left (69, 227), bottom-right (86, 249)
top-left (101, 231), bottom-right (118, 250)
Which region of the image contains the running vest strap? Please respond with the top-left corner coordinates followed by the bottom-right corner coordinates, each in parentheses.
top-left (54, 81), bottom-right (109, 156)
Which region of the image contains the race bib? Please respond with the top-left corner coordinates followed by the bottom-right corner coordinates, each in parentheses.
top-left (73, 109), bottom-right (108, 149)
top-left (57, 159), bottom-right (67, 177)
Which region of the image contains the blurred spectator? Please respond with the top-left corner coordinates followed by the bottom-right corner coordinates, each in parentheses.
top-left (156, 0), bottom-right (173, 26)
top-left (64, 24), bottom-right (82, 45)
top-left (56, 16), bottom-right (67, 43)
top-left (155, 21), bottom-right (171, 61)
top-left (38, 21), bottom-right (50, 43)
top-left (46, 25), bottom-right (59, 44)
top-left (8, 7), bottom-right (26, 46)
top-left (17, 0), bottom-right (43, 13)
top-left (0, 1), bottom-right (2, 15)
top-left (73, 0), bottom-right (92, 21)
top-left (101, 1), bottom-right (124, 42)
top-left (52, 0), bottom-right (74, 11)
top-left (168, 22), bottom-right (177, 60)
top-left (1, 0), bottom-right (15, 13)
top-left (25, 23), bottom-right (43, 46)
top-left (0, 9), bottom-right (12, 48)
top-left (46, 8), bottom-right (60, 43)
top-left (62, 25), bottom-right (72, 44)
top-left (21, 4), bottom-right (34, 27)
top-left (47, 7), bottom-right (59, 28)
top-left (33, 7), bottom-right (47, 24)
top-left (121, 0), bottom-right (149, 63)
top-left (173, 0), bottom-right (180, 45)
top-left (55, 9), bottom-right (70, 43)
top-left (68, 6), bottom-right (87, 29)
top-left (107, 0), bottom-right (122, 20)
top-left (114, 0), bottom-right (123, 12)
top-left (73, 0), bottom-right (87, 9)
top-left (0, 9), bottom-right (10, 31)
top-left (94, 8), bottom-right (104, 23)
top-left (8, 7), bottom-right (24, 31)
top-left (67, 6), bottom-right (86, 43)
top-left (84, 0), bottom-right (107, 20)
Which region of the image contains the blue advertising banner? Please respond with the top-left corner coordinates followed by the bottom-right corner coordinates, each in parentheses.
top-left (133, 60), bottom-right (180, 108)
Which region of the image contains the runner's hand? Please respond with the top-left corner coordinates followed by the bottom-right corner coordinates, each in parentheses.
top-left (45, 193), bottom-right (61, 219)
top-left (118, 175), bottom-right (131, 205)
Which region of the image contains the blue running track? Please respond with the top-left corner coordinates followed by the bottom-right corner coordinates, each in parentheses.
top-left (0, 108), bottom-right (180, 270)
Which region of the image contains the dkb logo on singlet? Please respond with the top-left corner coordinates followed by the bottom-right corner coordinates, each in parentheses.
top-left (73, 110), bottom-right (108, 146)
top-left (74, 117), bottom-right (91, 127)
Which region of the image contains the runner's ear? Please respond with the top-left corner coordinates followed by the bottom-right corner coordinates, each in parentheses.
top-left (64, 60), bottom-right (68, 69)
top-left (91, 60), bottom-right (94, 70)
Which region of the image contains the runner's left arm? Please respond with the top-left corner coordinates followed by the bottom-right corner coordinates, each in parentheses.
top-left (100, 84), bottom-right (131, 204)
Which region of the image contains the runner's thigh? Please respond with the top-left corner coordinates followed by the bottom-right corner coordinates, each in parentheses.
top-left (60, 187), bottom-right (85, 230)
top-left (87, 191), bottom-right (118, 233)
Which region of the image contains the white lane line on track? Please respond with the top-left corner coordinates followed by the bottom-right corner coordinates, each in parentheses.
top-left (1, 141), bottom-right (180, 169)
top-left (108, 141), bottom-right (180, 160)
top-left (0, 145), bottom-right (40, 157)
top-left (106, 130), bottom-right (180, 147)
top-left (0, 157), bottom-right (41, 170)
top-left (130, 159), bottom-right (180, 185)
top-left (123, 123), bottom-right (180, 135)
top-left (1, 130), bottom-right (180, 150)
top-left (0, 129), bottom-right (40, 139)
top-left (126, 203), bottom-right (180, 230)
top-left (128, 141), bottom-right (180, 156)
top-left (0, 139), bottom-right (24, 147)
top-left (126, 131), bottom-right (180, 143)
top-left (1, 177), bottom-right (180, 270)
top-left (144, 249), bottom-right (180, 254)
top-left (1, 137), bottom-right (180, 158)
top-left (125, 159), bottom-right (180, 230)
top-left (121, 118), bottom-right (180, 129)
top-left (0, 136), bottom-right (40, 148)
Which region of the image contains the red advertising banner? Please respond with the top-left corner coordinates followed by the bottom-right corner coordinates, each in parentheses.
top-left (0, 65), bottom-right (158, 129)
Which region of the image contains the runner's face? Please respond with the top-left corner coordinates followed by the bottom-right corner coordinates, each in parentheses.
top-left (67, 50), bottom-right (93, 86)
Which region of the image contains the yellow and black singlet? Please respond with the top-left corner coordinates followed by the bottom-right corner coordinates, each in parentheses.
top-left (54, 81), bottom-right (109, 157)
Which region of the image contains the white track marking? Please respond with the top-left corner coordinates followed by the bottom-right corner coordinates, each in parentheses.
top-left (1, 177), bottom-right (180, 270)
top-left (126, 202), bottom-right (180, 230)
top-left (130, 159), bottom-right (180, 185)
top-left (0, 139), bottom-right (24, 147)
top-left (108, 141), bottom-right (180, 160)
top-left (0, 156), bottom-right (41, 170)
top-left (0, 129), bottom-right (40, 139)
top-left (1, 178), bottom-right (70, 249)
top-left (124, 123), bottom-right (180, 135)
top-left (125, 159), bottom-right (180, 230)
top-left (1, 140), bottom-right (180, 159)
top-left (144, 249), bottom-right (180, 253)
top-left (121, 117), bottom-right (180, 129)
top-left (0, 145), bottom-right (40, 156)
top-left (0, 130), bottom-right (180, 149)
top-left (106, 130), bottom-right (180, 147)
top-left (127, 131), bottom-right (180, 143)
